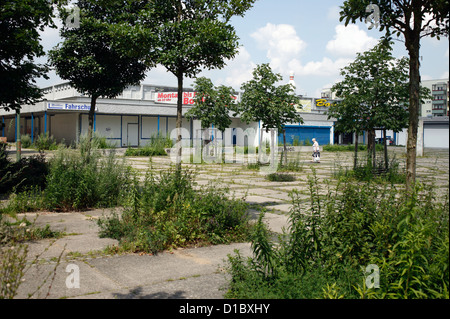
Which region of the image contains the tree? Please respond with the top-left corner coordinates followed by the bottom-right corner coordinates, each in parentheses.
top-left (0, 0), bottom-right (57, 112)
top-left (1, 0), bottom-right (58, 161)
top-left (186, 77), bottom-right (237, 133)
top-left (328, 40), bottom-right (410, 171)
top-left (48, 0), bottom-right (153, 149)
top-left (340, 0), bottom-right (449, 191)
top-left (238, 64), bottom-right (303, 166)
top-left (142, 0), bottom-right (257, 169)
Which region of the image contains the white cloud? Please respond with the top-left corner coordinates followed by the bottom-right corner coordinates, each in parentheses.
top-left (201, 46), bottom-right (256, 90)
top-left (251, 23), bottom-right (307, 74)
top-left (294, 57), bottom-right (351, 77)
top-left (326, 24), bottom-right (378, 57)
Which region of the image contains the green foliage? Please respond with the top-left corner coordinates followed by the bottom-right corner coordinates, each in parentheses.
top-left (98, 168), bottom-right (252, 254)
top-left (186, 77), bottom-right (237, 132)
top-left (265, 173), bottom-right (295, 182)
top-left (335, 154), bottom-right (406, 184)
top-left (44, 147), bottom-right (132, 211)
top-left (328, 40), bottom-right (410, 135)
top-left (124, 135), bottom-right (172, 157)
top-left (323, 144), bottom-right (383, 152)
top-left (80, 133), bottom-right (116, 149)
top-left (0, 212), bottom-right (64, 299)
top-left (226, 170), bottom-right (449, 299)
top-left (238, 64), bottom-right (303, 134)
top-left (277, 152), bottom-right (303, 172)
top-left (0, 143), bottom-right (49, 195)
top-left (0, 244), bottom-right (28, 299)
top-left (49, 0), bottom-right (151, 138)
top-left (1, 187), bottom-right (45, 215)
top-left (339, 0), bottom-right (449, 39)
top-left (147, 0), bottom-right (256, 79)
top-left (20, 135), bottom-right (32, 149)
top-left (33, 133), bottom-right (59, 151)
top-left (0, 0), bottom-right (56, 112)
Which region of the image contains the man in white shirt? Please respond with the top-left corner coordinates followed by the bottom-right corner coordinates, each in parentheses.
top-left (312, 138), bottom-right (320, 163)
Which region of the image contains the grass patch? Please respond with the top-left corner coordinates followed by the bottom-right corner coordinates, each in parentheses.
top-left (334, 155), bottom-right (406, 184)
top-left (323, 144), bottom-right (384, 152)
top-left (265, 173), bottom-right (296, 182)
top-left (125, 135), bottom-right (173, 157)
top-left (225, 169), bottom-right (449, 299)
top-left (97, 168), bottom-right (253, 254)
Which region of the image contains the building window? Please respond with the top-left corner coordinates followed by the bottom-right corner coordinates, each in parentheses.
top-left (432, 84), bottom-right (447, 91)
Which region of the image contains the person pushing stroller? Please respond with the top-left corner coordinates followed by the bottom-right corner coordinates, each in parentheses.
top-left (311, 138), bottom-right (320, 163)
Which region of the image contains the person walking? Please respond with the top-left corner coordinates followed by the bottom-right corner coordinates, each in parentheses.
top-left (311, 138), bottom-right (320, 163)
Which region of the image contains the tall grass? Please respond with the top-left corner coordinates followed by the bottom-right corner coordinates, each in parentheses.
top-left (44, 146), bottom-right (133, 211)
top-left (226, 169), bottom-right (449, 299)
top-left (125, 134), bottom-right (173, 157)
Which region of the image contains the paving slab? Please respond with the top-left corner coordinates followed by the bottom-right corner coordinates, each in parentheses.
top-left (15, 243), bottom-right (252, 299)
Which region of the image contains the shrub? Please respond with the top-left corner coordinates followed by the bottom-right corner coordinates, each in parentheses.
top-left (78, 133), bottom-right (116, 149)
top-left (44, 147), bottom-right (132, 211)
top-left (124, 135), bottom-right (172, 157)
top-left (125, 146), bottom-right (166, 157)
top-left (225, 169), bottom-right (449, 299)
top-left (0, 143), bottom-right (49, 195)
top-left (33, 133), bottom-right (59, 151)
top-left (21, 135), bottom-right (32, 149)
top-left (266, 173), bottom-right (295, 182)
top-left (1, 187), bottom-right (45, 215)
top-left (335, 154), bottom-right (406, 184)
top-left (323, 144), bottom-right (384, 152)
top-left (98, 168), bottom-right (253, 254)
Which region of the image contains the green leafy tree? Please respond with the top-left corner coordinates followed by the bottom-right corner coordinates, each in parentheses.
top-left (340, 0), bottom-right (449, 191)
top-left (0, 0), bottom-right (59, 160)
top-left (328, 40), bottom-right (411, 170)
top-left (48, 0), bottom-right (153, 147)
top-left (186, 77), bottom-right (237, 133)
top-left (142, 0), bottom-right (257, 168)
top-left (0, 0), bottom-right (57, 112)
top-left (238, 64), bottom-right (303, 165)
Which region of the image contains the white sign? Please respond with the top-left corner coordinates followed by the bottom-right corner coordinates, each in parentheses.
top-left (156, 92), bottom-right (197, 105)
top-left (47, 102), bottom-right (95, 111)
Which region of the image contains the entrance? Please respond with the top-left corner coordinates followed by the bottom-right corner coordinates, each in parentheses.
top-left (127, 123), bottom-right (139, 147)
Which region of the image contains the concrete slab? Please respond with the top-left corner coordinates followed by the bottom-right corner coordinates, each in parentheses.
top-left (15, 243), bottom-right (252, 299)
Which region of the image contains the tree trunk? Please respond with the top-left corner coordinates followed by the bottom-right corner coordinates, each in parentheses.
top-left (404, 3), bottom-right (422, 193)
top-left (88, 96), bottom-right (97, 143)
top-left (16, 109), bottom-right (21, 162)
top-left (383, 128), bottom-right (388, 171)
top-left (86, 95), bottom-right (97, 159)
top-left (405, 34), bottom-right (421, 193)
top-left (354, 131), bottom-right (358, 170)
top-left (372, 130), bottom-right (376, 170)
top-left (270, 128), bottom-right (275, 169)
top-left (176, 72), bottom-right (183, 172)
top-left (283, 129), bottom-right (287, 166)
top-left (367, 129), bottom-right (375, 168)
top-left (259, 123), bottom-right (263, 163)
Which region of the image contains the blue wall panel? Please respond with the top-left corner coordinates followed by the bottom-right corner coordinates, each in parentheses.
top-left (280, 126), bottom-right (330, 145)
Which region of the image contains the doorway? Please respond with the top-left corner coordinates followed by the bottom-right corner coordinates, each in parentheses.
top-left (127, 123), bottom-right (139, 147)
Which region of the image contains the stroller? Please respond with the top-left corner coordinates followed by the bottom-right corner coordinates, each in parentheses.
top-left (312, 151), bottom-right (320, 163)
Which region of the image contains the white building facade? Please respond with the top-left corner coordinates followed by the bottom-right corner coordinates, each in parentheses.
top-left (1, 82), bottom-right (336, 149)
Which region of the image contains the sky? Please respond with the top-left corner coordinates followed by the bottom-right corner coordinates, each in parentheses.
top-left (37, 0), bottom-right (450, 98)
